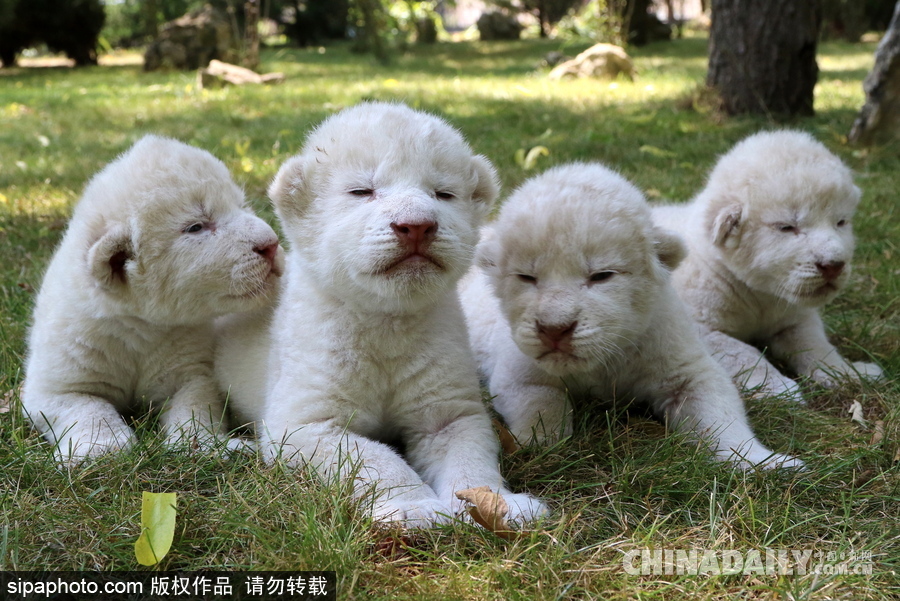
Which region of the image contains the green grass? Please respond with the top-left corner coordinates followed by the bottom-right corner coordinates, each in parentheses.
top-left (1, 37), bottom-right (898, 599)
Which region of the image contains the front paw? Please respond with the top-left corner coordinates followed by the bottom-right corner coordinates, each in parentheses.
top-left (852, 361), bottom-right (884, 382)
top-left (745, 373), bottom-right (804, 403)
top-left (723, 446), bottom-right (806, 471)
top-left (372, 497), bottom-right (454, 529)
top-left (56, 427), bottom-right (135, 466)
top-left (501, 492), bottom-right (549, 525)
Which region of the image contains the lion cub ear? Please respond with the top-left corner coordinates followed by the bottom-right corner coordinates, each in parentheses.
top-left (470, 155), bottom-right (500, 215)
top-left (475, 226), bottom-right (500, 271)
top-left (87, 224), bottom-right (133, 290)
top-left (707, 199), bottom-right (743, 247)
top-left (268, 154), bottom-right (315, 222)
top-left (651, 226), bottom-right (686, 270)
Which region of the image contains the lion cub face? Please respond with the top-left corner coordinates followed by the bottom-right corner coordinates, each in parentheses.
top-left (702, 131), bottom-right (860, 308)
top-left (268, 103), bottom-right (499, 311)
top-left (479, 164), bottom-right (684, 376)
top-left (83, 136), bottom-right (283, 325)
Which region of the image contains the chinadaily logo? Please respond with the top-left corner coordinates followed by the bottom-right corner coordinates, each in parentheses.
top-left (622, 549), bottom-right (874, 577)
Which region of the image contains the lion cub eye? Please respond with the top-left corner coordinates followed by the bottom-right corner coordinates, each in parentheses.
top-left (435, 191), bottom-right (455, 201)
top-left (516, 274), bottom-right (537, 284)
top-left (836, 219), bottom-right (847, 227)
top-left (349, 188), bottom-right (374, 197)
top-left (183, 223), bottom-right (205, 233)
top-left (588, 271), bottom-right (616, 283)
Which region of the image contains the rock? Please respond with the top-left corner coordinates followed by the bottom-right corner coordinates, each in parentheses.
top-left (849, 2), bottom-right (900, 144)
top-left (144, 4), bottom-right (237, 71)
top-left (548, 43), bottom-right (635, 81)
top-left (198, 60), bottom-right (285, 89)
top-left (477, 11), bottom-right (522, 41)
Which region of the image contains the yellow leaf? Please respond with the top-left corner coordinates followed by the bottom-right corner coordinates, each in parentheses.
top-left (135, 492), bottom-right (177, 566)
top-left (455, 486), bottom-right (521, 540)
top-left (523, 145), bottom-right (549, 170)
top-left (639, 145), bottom-right (676, 159)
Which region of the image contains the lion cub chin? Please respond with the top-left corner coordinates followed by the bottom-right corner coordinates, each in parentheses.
top-left (459, 162), bottom-right (802, 470)
top-left (23, 135), bottom-right (283, 465)
top-left (216, 102), bottom-right (548, 528)
top-left (652, 131), bottom-right (883, 403)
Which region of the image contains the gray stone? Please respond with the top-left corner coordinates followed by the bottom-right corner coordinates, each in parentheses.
top-left (548, 43), bottom-right (635, 81)
top-left (144, 4), bottom-right (237, 71)
top-left (477, 11), bottom-right (522, 41)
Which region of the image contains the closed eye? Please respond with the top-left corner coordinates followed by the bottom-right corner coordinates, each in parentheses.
top-left (349, 188), bottom-right (374, 197)
top-left (516, 274), bottom-right (537, 284)
top-left (183, 223), bottom-right (205, 233)
top-left (776, 223), bottom-right (798, 233)
top-left (588, 271), bottom-right (616, 283)
top-left (436, 190), bottom-right (455, 200)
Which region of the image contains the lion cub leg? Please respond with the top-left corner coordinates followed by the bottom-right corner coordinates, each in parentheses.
top-left (404, 403), bottom-right (550, 525)
top-left (156, 374), bottom-right (234, 452)
top-left (263, 420), bottom-right (453, 529)
top-left (654, 366), bottom-right (805, 470)
top-left (703, 329), bottom-right (804, 403)
top-left (489, 352), bottom-right (573, 444)
top-left (24, 390), bottom-right (135, 465)
top-left (769, 311), bottom-right (884, 388)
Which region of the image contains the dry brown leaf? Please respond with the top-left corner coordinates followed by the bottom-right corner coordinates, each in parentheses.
top-left (0, 386), bottom-right (18, 414)
top-left (852, 469), bottom-right (875, 488)
top-left (870, 421), bottom-right (885, 446)
top-left (455, 486), bottom-right (520, 540)
top-left (492, 419), bottom-right (520, 454)
top-left (848, 400), bottom-right (866, 427)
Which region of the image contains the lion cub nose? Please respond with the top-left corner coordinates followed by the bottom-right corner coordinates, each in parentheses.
top-left (537, 321), bottom-right (577, 350)
top-left (816, 260), bottom-right (845, 281)
top-left (391, 221), bottom-right (438, 251)
top-left (254, 240), bottom-right (279, 268)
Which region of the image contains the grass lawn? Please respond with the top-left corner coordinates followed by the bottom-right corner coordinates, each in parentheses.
top-left (1, 35), bottom-right (898, 599)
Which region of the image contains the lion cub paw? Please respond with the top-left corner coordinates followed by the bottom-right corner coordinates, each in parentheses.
top-left (501, 492), bottom-right (550, 525)
top-left (372, 498), bottom-right (454, 529)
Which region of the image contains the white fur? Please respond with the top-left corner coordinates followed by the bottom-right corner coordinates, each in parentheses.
top-left (652, 131), bottom-right (883, 402)
top-left (460, 163), bottom-right (802, 469)
top-left (23, 136), bottom-right (283, 464)
top-left (216, 103), bottom-right (548, 528)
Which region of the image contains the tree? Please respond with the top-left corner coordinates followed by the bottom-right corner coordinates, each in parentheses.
top-left (0, 0), bottom-right (105, 67)
top-left (708, 0), bottom-right (821, 116)
top-left (849, 1), bottom-right (900, 144)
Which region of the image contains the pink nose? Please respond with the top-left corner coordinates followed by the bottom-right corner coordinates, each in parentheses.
top-left (537, 321), bottom-right (577, 350)
top-left (391, 221), bottom-right (438, 251)
top-left (254, 241), bottom-right (279, 268)
top-left (816, 260), bottom-right (845, 281)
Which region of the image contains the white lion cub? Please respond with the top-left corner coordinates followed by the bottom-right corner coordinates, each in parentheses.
top-left (459, 163), bottom-right (801, 469)
top-left (652, 131), bottom-right (883, 402)
top-left (23, 136), bottom-right (283, 464)
top-left (216, 103), bottom-right (548, 528)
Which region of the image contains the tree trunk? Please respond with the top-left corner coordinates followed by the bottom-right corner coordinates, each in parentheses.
top-left (243, 0), bottom-right (260, 69)
top-left (708, 0), bottom-right (821, 116)
top-left (849, 1), bottom-right (900, 144)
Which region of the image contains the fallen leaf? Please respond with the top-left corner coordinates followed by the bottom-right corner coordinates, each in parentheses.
top-left (492, 419), bottom-right (520, 454)
top-left (848, 400), bottom-right (866, 427)
top-left (639, 144), bottom-right (676, 159)
top-left (455, 486), bottom-right (519, 540)
top-left (135, 492), bottom-right (177, 566)
top-left (852, 469), bottom-right (875, 487)
top-left (0, 386), bottom-right (17, 413)
top-left (870, 421), bottom-right (885, 446)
